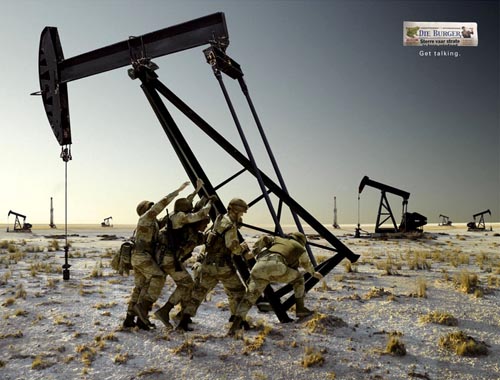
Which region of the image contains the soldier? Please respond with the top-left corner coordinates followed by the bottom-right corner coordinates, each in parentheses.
top-left (154, 179), bottom-right (215, 328)
top-left (229, 232), bottom-right (323, 335)
top-left (176, 198), bottom-right (252, 331)
top-left (123, 181), bottom-right (190, 330)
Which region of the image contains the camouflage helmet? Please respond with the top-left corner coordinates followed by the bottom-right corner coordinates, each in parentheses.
top-left (288, 232), bottom-right (307, 246)
top-left (227, 198), bottom-right (248, 213)
top-left (174, 198), bottom-right (193, 213)
top-left (136, 200), bottom-right (154, 216)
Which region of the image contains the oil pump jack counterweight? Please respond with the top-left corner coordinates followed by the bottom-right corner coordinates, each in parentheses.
top-left (36, 13), bottom-right (360, 321)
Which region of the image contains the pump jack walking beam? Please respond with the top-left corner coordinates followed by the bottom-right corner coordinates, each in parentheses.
top-left (36, 13), bottom-right (359, 322)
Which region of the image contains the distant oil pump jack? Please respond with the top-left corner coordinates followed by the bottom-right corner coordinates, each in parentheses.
top-left (35, 12), bottom-right (359, 319)
top-left (7, 210), bottom-right (32, 233)
top-left (438, 214), bottom-right (452, 226)
top-left (50, 197), bottom-right (57, 228)
top-left (467, 209), bottom-right (492, 231)
top-left (355, 176), bottom-right (427, 237)
top-left (101, 217), bottom-right (113, 227)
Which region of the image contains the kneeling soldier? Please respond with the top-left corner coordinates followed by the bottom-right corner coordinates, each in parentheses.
top-left (229, 232), bottom-right (323, 335)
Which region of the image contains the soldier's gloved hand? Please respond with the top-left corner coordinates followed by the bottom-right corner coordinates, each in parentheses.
top-left (207, 195), bottom-right (218, 203)
top-left (313, 271), bottom-right (323, 280)
top-left (196, 178), bottom-right (204, 189)
top-left (192, 262), bottom-right (202, 272)
top-left (179, 181), bottom-right (191, 191)
top-left (240, 242), bottom-right (250, 253)
top-left (244, 251), bottom-right (254, 260)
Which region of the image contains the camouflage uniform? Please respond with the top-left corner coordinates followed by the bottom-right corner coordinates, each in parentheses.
top-left (153, 203), bottom-right (212, 326)
top-left (125, 184), bottom-right (188, 328)
top-left (182, 213), bottom-right (247, 319)
top-left (234, 234), bottom-right (316, 320)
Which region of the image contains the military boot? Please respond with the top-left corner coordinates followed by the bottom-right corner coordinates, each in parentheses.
top-left (122, 312), bottom-right (136, 328)
top-left (136, 318), bottom-right (151, 330)
top-left (228, 316), bottom-right (243, 336)
top-left (154, 302), bottom-right (174, 329)
top-left (295, 297), bottom-right (313, 318)
top-left (174, 310), bottom-right (192, 323)
top-left (134, 301), bottom-right (154, 328)
top-left (176, 313), bottom-right (194, 331)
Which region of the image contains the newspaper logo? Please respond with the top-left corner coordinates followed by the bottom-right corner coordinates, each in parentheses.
top-left (404, 22), bottom-right (478, 46)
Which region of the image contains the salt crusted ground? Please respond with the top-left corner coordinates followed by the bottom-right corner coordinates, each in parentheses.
top-left (0, 223), bottom-right (499, 380)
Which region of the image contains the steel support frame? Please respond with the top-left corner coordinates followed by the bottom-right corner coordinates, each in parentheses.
top-left (134, 67), bottom-right (359, 319)
top-left (375, 192), bottom-right (399, 233)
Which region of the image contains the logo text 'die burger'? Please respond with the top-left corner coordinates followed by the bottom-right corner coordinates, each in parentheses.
top-left (404, 22), bottom-right (478, 46)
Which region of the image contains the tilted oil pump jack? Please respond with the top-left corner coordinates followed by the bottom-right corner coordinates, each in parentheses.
top-left (7, 210), bottom-right (32, 232)
top-left (356, 176), bottom-right (427, 237)
top-left (467, 209), bottom-right (491, 231)
top-left (35, 13), bottom-right (359, 320)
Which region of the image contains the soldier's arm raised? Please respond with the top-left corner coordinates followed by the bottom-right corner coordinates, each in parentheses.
top-left (186, 178), bottom-right (204, 203)
top-left (148, 181), bottom-right (190, 218)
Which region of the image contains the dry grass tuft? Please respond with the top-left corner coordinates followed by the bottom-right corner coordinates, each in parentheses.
top-left (14, 309), bottom-right (28, 317)
top-left (76, 344), bottom-right (97, 366)
top-left (302, 313), bottom-right (347, 334)
top-left (171, 337), bottom-right (195, 359)
top-left (375, 255), bottom-right (400, 275)
top-left (454, 270), bottom-right (480, 294)
top-left (31, 355), bottom-right (54, 370)
top-left (113, 352), bottom-right (129, 364)
top-left (0, 270), bottom-right (12, 285)
top-left (406, 250), bottom-right (431, 270)
top-left (416, 277), bottom-right (427, 298)
top-left (343, 261), bottom-right (358, 273)
top-left (439, 331), bottom-right (488, 356)
top-left (15, 283), bottom-right (27, 299)
top-left (54, 314), bottom-right (74, 326)
top-left (93, 301), bottom-right (117, 310)
top-left (301, 346), bottom-right (326, 368)
top-left (90, 263), bottom-right (103, 278)
top-left (48, 240), bottom-right (60, 251)
top-left (243, 323), bottom-right (272, 354)
top-left (2, 297), bottom-right (15, 307)
top-left (0, 330), bottom-right (23, 339)
top-left (30, 262), bottom-right (61, 276)
top-left (252, 370), bottom-right (268, 380)
top-left (138, 368), bottom-right (163, 377)
top-left (420, 311), bottom-right (458, 326)
top-left (385, 334), bottom-right (406, 356)
top-left (363, 287), bottom-right (393, 300)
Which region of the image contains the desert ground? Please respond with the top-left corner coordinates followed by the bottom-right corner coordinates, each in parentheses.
top-left (0, 223), bottom-right (499, 380)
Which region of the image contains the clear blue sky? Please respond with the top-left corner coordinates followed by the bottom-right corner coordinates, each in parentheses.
top-left (1, 0), bottom-right (498, 227)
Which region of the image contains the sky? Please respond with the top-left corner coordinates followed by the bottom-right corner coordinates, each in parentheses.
top-left (0, 0), bottom-right (498, 228)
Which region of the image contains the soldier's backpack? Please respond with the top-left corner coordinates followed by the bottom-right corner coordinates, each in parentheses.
top-left (111, 232), bottom-right (135, 276)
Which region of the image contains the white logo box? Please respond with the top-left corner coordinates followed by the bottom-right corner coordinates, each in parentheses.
top-left (404, 22), bottom-right (478, 46)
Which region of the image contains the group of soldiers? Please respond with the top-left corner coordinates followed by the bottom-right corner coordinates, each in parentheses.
top-left (123, 180), bottom-right (322, 335)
